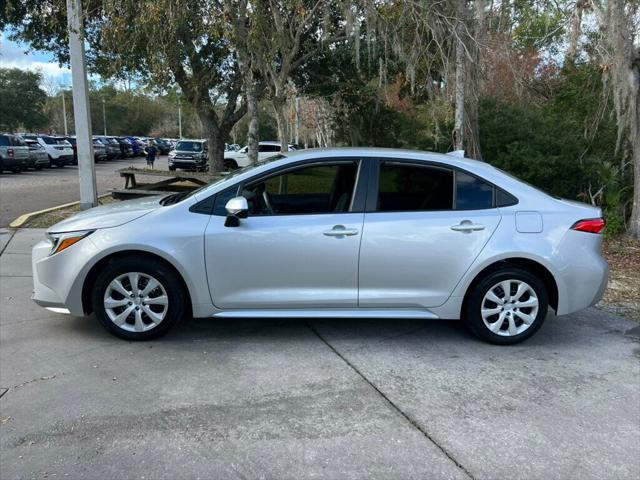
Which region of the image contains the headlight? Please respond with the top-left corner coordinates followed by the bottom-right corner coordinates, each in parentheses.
top-left (46, 230), bottom-right (94, 256)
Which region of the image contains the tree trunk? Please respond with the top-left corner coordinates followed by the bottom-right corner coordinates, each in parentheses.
top-left (198, 110), bottom-right (225, 172)
top-left (454, 26), bottom-right (465, 152)
top-left (630, 50), bottom-right (640, 238)
top-left (567, 0), bottom-right (584, 63)
top-left (245, 67), bottom-right (260, 164)
top-left (273, 96), bottom-right (289, 152)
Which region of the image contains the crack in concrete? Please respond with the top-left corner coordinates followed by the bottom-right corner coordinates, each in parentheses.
top-left (9, 373), bottom-right (62, 390)
top-left (0, 388), bottom-right (8, 399)
top-left (307, 321), bottom-right (476, 480)
top-left (0, 229), bottom-right (17, 256)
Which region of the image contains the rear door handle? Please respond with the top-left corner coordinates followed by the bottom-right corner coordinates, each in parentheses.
top-left (323, 225), bottom-right (359, 237)
top-left (451, 221), bottom-right (485, 232)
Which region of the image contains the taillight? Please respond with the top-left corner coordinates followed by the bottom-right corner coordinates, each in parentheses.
top-left (571, 218), bottom-right (606, 234)
top-left (7, 148), bottom-right (14, 158)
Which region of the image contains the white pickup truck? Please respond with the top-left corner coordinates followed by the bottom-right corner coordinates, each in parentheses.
top-left (223, 141), bottom-right (297, 169)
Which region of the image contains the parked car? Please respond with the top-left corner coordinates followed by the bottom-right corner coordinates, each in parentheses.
top-left (223, 141), bottom-right (297, 169)
top-left (93, 139), bottom-right (108, 162)
top-left (154, 138), bottom-right (171, 155)
top-left (24, 139), bottom-right (50, 170)
top-left (94, 136), bottom-right (121, 160)
top-left (62, 136), bottom-right (78, 164)
top-left (116, 137), bottom-right (135, 158)
top-left (167, 139), bottom-right (208, 172)
top-left (22, 134), bottom-right (73, 167)
top-left (0, 134), bottom-right (30, 172)
top-left (31, 148), bottom-right (609, 344)
top-left (126, 136), bottom-right (146, 157)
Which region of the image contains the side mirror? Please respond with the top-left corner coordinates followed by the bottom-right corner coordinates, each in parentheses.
top-left (224, 196), bottom-right (248, 227)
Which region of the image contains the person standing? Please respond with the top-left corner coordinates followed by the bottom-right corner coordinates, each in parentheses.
top-left (145, 141), bottom-right (157, 168)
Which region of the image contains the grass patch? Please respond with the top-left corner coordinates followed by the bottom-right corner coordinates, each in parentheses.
top-left (25, 195), bottom-right (118, 229)
top-left (599, 234), bottom-right (640, 321)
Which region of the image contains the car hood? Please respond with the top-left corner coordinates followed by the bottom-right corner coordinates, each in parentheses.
top-left (48, 196), bottom-right (163, 233)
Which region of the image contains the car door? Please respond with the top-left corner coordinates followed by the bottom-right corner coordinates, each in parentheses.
top-left (204, 158), bottom-right (368, 309)
top-left (358, 159), bottom-right (502, 308)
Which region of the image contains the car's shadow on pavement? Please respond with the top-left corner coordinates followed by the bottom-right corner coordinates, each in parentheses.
top-left (64, 309), bottom-right (628, 351)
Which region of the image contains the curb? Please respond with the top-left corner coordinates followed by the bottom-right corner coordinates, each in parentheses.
top-left (9, 193), bottom-right (112, 229)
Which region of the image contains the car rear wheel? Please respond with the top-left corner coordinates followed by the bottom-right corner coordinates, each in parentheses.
top-left (464, 267), bottom-right (548, 345)
top-left (91, 257), bottom-right (187, 340)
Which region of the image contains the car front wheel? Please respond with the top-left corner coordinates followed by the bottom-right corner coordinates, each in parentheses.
top-left (464, 267), bottom-right (548, 345)
top-left (91, 257), bottom-right (187, 340)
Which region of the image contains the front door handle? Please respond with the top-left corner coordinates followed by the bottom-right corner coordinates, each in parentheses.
top-left (323, 225), bottom-right (359, 237)
top-left (451, 220), bottom-right (485, 232)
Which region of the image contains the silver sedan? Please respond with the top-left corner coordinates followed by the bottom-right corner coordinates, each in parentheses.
top-left (31, 148), bottom-right (608, 344)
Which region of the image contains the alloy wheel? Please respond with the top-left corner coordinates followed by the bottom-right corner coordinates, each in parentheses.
top-left (481, 279), bottom-right (539, 337)
top-left (103, 272), bottom-right (169, 332)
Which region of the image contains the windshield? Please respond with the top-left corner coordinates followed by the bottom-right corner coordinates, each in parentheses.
top-left (160, 154), bottom-right (285, 205)
top-left (176, 141), bottom-right (203, 152)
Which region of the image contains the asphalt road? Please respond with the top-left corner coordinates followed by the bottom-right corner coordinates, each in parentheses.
top-left (1, 229), bottom-right (639, 479)
top-left (0, 156), bottom-right (169, 227)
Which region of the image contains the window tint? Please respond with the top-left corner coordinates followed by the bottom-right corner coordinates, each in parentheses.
top-left (377, 163), bottom-right (454, 211)
top-left (259, 144), bottom-right (280, 153)
top-left (243, 163), bottom-right (358, 215)
top-left (213, 187), bottom-right (239, 216)
top-left (176, 141), bottom-right (203, 152)
top-left (496, 188), bottom-right (518, 207)
top-left (40, 136), bottom-right (57, 145)
top-left (455, 171), bottom-right (493, 210)
top-left (0, 136), bottom-right (9, 146)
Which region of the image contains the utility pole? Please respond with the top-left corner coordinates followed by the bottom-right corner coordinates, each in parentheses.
top-left (102, 98), bottom-right (107, 136)
top-left (61, 89), bottom-right (68, 136)
top-left (178, 101), bottom-right (182, 139)
top-left (66, 0), bottom-right (97, 209)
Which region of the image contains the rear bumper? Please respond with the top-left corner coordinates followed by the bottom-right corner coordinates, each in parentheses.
top-left (554, 230), bottom-right (609, 315)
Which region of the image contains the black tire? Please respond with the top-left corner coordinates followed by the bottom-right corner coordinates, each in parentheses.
top-left (224, 159), bottom-right (238, 170)
top-left (57, 163), bottom-right (65, 168)
top-left (48, 155), bottom-right (54, 168)
top-left (91, 256), bottom-right (187, 340)
top-left (464, 267), bottom-right (548, 345)
top-left (35, 165), bottom-right (44, 170)
top-left (11, 167), bottom-right (21, 173)
top-left (168, 166), bottom-right (176, 171)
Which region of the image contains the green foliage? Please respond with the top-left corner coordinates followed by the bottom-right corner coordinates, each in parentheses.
top-left (0, 68), bottom-right (48, 131)
top-left (478, 64), bottom-right (632, 230)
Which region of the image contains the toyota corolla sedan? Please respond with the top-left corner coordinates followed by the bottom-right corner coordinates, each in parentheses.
top-left (31, 148), bottom-right (608, 344)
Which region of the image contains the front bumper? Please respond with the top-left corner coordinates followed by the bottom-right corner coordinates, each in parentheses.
top-left (31, 235), bottom-right (100, 316)
top-left (170, 159), bottom-right (207, 170)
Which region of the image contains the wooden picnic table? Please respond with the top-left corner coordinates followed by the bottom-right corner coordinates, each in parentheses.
top-left (112, 168), bottom-right (225, 199)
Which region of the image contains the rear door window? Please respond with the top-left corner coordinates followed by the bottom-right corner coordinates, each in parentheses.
top-left (377, 163), bottom-right (454, 211)
top-left (455, 171), bottom-right (493, 210)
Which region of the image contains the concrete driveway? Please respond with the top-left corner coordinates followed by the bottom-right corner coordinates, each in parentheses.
top-left (1, 229), bottom-right (639, 479)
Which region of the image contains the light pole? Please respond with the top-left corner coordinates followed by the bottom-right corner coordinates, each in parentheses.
top-left (178, 101), bottom-right (182, 139)
top-left (66, 0), bottom-right (97, 209)
top-left (102, 98), bottom-right (107, 136)
top-left (61, 88), bottom-right (68, 136)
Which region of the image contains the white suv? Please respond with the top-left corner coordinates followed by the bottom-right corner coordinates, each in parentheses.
top-left (223, 141), bottom-right (296, 169)
top-left (23, 134), bottom-right (74, 167)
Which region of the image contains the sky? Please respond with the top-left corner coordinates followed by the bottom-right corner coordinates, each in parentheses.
top-left (0, 31), bottom-right (73, 87)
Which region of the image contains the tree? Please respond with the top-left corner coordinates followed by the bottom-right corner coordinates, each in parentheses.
top-left (250, 0), bottom-right (348, 152)
top-left (2, 0), bottom-right (247, 172)
top-left (597, 0), bottom-right (640, 238)
top-left (0, 68), bottom-right (48, 131)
